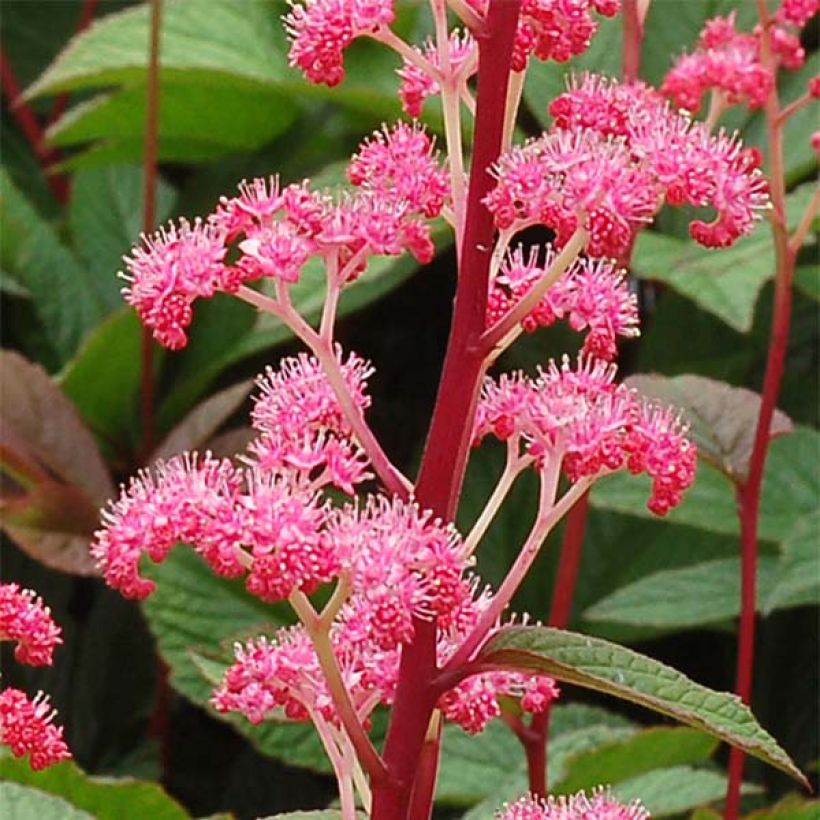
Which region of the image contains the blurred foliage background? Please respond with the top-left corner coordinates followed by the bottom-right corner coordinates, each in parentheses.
top-left (0, 1), bottom-right (818, 818)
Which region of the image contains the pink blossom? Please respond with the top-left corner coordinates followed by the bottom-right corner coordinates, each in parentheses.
top-left (328, 496), bottom-right (469, 648)
top-left (776, 0), bottom-right (819, 29)
top-left (285, 0), bottom-right (395, 86)
top-left (397, 30), bottom-right (476, 117)
top-left (475, 357), bottom-right (697, 515)
top-left (485, 129), bottom-right (659, 258)
top-left (661, 12), bottom-right (807, 115)
top-left (122, 219), bottom-right (231, 350)
top-left (497, 788), bottom-right (649, 820)
top-left (348, 122), bottom-right (449, 218)
top-left (0, 583), bottom-right (62, 666)
top-left (467, 0), bottom-right (621, 72)
top-left (487, 246), bottom-right (639, 359)
top-left (0, 688), bottom-right (71, 770)
top-left (543, 75), bottom-right (770, 248)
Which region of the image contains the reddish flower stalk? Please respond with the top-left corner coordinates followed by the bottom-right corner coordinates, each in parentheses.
top-left (0, 51), bottom-right (68, 203)
top-left (724, 3), bottom-right (798, 816)
top-left (140, 0), bottom-right (163, 458)
top-left (371, 2), bottom-right (522, 817)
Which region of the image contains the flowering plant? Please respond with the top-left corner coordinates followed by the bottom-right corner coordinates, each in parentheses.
top-left (1, 0), bottom-right (817, 818)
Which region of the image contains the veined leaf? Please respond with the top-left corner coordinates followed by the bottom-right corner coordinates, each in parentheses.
top-left (477, 625), bottom-right (807, 786)
top-left (0, 782), bottom-right (93, 820)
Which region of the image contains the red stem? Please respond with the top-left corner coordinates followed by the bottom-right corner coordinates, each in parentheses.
top-left (140, 0), bottom-right (162, 458)
top-left (371, 3), bottom-right (522, 817)
top-left (724, 6), bottom-right (793, 816)
top-left (0, 50), bottom-right (68, 203)
top-left (48, 0), bottom-right (99, 126)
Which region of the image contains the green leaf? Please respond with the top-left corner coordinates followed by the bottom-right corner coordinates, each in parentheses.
top-left (478, 625), bottom-right (807, 786)
top-left (50, 80), bottom-right (298, 167)
top-left (612, 766), bottom-right (758, 816)
top-left (591, 427), bottom-right (820, 543)
top-left (0, 752), bottom-right (188, 820)
top-left (764, 511), bottom-right (820, 614)
top-left (140, 548), bottom-right (336, 773)
top-left (437, 704), bottom-right (634, 806)
top-left (57, 308), bottom-right (144, 448)
top-left (151, 380), bottom-right (253, 461)
top-left (69, 164), bottom-right (176, 310)
top-left (794, 266), bottom-right (820, 302)
top-left (585, 557), bottom-right (782, 629)
top-left (0, 168), bottom-right (104, 361)
top-left (626, 374), bottom-right (793, 484)
top-left (553, 727), bottom-right (718, 794)
top-left (631, 185), bottom-right (817, 333)
top-left (0, 782), bottom-right (94, 820)
top-left (745, 795), bottom-right (820, 819)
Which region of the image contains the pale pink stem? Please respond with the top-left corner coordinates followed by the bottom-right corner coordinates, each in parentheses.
top-left (235, 285), bottom-right (412, 498)
top-left (448, 0), bottom-right (483, 32)
top-left (502, 70), bottom-right (526, 151)
top-left (289, 590), bottom-right (389, 785)
top-left (311, 711), bottom-right (358, 820)
top-left (371, 26), bottom-right (443, 83)
top-left (776, 91), bottom-right (812, 125)
top-left (445, 465), bottom-right (595, 671)
top-left (481, 227), bottom-right (588, 354)
top-left (789, 186), bottom-right (819, 254)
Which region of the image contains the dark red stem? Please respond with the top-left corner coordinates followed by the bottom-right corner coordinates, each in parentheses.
top-left (0, 51), bottom-right (68, 203)
top-left (371, 3), bottom-right (522, 817)
top-left (48, 0), bottom-right (99, 126)
top-left (139, 0), bottom-right (162, 458)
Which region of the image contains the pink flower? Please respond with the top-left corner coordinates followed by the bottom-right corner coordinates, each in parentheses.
top-left (248, 350), bottom-right (373, 493)
top-left (0, 583), bottom-right (62, 666)
top-left (487, 246), bottom-right (639, 359)
top-left (661, 12), bottom-right (808, 115)
top-left (92, 453), bottom-right (244, 598)
top-left (475, 356), bottom-right (697, 515)
top-left (285, 0), bottom-right (395, 86)
top-left (544, 75), bottom-right (770, 248)
top-left (0, 688), bottom-right (71, 770)
top-left (485, 129), bottom-right (659, 258)
top-left (122, 219), bottom-right (231, 350)
top-left (776, 0), bottom-right (819, 29)
top-left (397, 30), bottom-right (476, 117)
top-left (497, 788), bottom-right (649, 820)
top-left (467, 0), bottom-right (621, 71)
top-left (328, 496), bottom-right (469, 648)
top-left (348, 122), bottom-right (449, 218)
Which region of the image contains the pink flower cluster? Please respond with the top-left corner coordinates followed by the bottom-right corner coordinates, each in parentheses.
top-left (661, 9), bottom-right (811, 113)
top-left (475, 356), bottom-right (696, 515)
top-left (0, 689), bottom-right (71, 771)
top-left (123, 123), bottom-right (446, 349)
top-left (285, 0), bottom-right (394, 86)
top-left (468, 0), bottom-right (620, 71)
top-left (92, 349), bottom-right (378, 600)
top-left (0, 582), bottom-right (62, 666)
top-left (0, 583), bottom-right (70, 770)
top-left (497, 788), bottom-right (649, 820)
top-left (397, 30), bottom-right (476, 117)
top-left (486, 246), bottom-right (639, 359)
top-left (249, 351), bottom-right (372, 494)
top-left (213, 575), bottom-right (559, 735)
top-left (486, 74), bottom-right (769, 251)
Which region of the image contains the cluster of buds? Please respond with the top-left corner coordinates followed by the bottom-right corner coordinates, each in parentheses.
top-left (124, 122), bottom-right (448, 350)
top-left (0, 583), bottom-right (70, 770)
top-left (661, 6), bottom-right (816, 113)
top-left (475, 357), bottom-right (696, 515)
